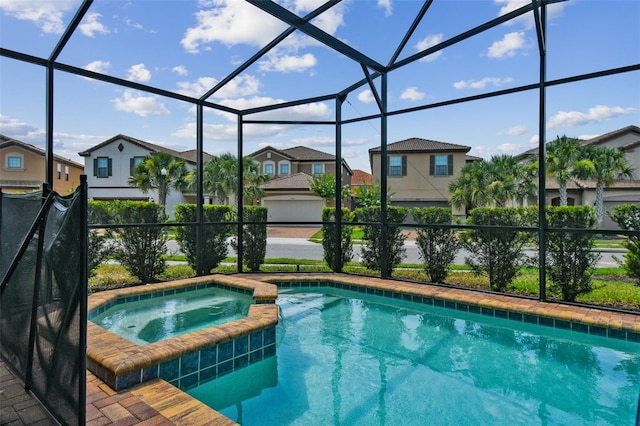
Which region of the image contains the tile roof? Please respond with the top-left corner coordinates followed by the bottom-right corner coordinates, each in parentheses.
top-left (0, 134), bottom-right (84, 167)
top-left (77, 134), bottom-right (209, 164)
top-left (369, 137), bottom-right (471, 153)
top-left (281, 146), bottom-right (336, 161)
top-left (262, 172), bottom-right (313, 190)
top-left (351, 169), bottom-right (373, 185)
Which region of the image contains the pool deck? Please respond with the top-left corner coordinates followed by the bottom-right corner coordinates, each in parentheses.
top-left (2, 272), bottom-right (640, 425)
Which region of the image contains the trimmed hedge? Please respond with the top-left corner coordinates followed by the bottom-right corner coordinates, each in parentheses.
top-left (609, 204), bottom-right (640, 284)
top-left (233, 206), bottom-right (268, 271)
top-left (411, 207), bottom-right (460, 283)
top-left (356, 206), bottom-right (408, 273)
top-left (321, 207), bottom-right (354, 272)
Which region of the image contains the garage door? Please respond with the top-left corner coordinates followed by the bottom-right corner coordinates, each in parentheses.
top-left (262, 196), bottom-right (325, 223)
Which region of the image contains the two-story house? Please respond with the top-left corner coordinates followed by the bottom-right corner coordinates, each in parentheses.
top-left (369, 137), bottom-right (473, 215)
top-left (79, 134), bottom-right (211, 218)
top-left (517, 125), bottom-right (640, 228)
top-left (0, 135), bottom-right (84, 195)
top-left (248, 145), bottom-right (353, 223)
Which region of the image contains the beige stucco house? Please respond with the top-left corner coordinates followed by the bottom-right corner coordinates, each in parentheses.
top-left (517, 125), bottom-right (640, 228)
top-left (249, 145), bottom-right (353, 223)
top-left (0, 135), bottom-right (84, 195)
top-left (369, 138), bottom-right (472, 215)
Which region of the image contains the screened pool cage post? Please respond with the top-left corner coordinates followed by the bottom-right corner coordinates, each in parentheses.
top-left (334, 94), bottom-right (345, 272)
top-left (78, 174), bottom-right (88, 424)
top-left (236, 115), bottom-right (244, 273)
top-left (196, 103), bottom-right (205, 275)
top-left (536, 0), bottom-right (548, 302)
top-left (380, 72), bottom-right (389, 279)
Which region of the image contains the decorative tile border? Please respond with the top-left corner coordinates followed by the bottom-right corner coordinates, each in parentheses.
top-left (272, 278), bottom-right (640, 343)
top-left (87, 275), bottom-right (279, 391)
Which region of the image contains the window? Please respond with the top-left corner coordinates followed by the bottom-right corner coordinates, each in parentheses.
top-left (57, 163), bottom-right (61, 179)
top-left (388, 155), bottom-right (406, 176)
top-left (264, 163), bottom-right (274, 175)
top-left (94, 157), bottom-right (112, 178)
top-left (130, 156), bottom-right (145, 175)
top-left (313, 163), bottom-right (324, 175)
top-left (430, 154), bottom-right (453, 176)
top-left (279, 162), bottom-right (289, 175)
top-left (65, 166), bottom-right (69, 181)
top-left (7, 155), bottom-right (22, 169)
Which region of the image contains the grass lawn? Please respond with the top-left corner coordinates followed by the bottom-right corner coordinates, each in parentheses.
top-left (90, 259), bottom-right (640, 312)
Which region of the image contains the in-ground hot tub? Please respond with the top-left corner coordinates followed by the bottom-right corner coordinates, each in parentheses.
top-left (87, 275), bottom-right (278, 391)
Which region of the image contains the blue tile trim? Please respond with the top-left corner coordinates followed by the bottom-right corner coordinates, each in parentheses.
top-left (272, 280), bottom-right (640, 344)
top-left (113, 325), bottom-right (277, 391)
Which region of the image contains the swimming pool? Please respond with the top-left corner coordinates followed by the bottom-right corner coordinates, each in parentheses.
top-left (188, 287), bottom-right (640, 425)
top-left (90, 286), bottom-right (253, 345)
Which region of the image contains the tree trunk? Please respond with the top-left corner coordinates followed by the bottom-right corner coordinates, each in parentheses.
top-left (595, 184), bottom-right (605, 226)
top-left (559, 181), bottom-right (568, 206)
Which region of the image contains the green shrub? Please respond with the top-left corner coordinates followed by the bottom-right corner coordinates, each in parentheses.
top-left (321, 207), bottom-right (354, 272)
top-left (87, 200), bottom-right (115, 277)
top-left (110, 200), bottom-right (167, 284)
top-left (411, 207), bottom-right (460, 283)
top-left (232, 206), bottom-right (267, 271)
top-left (356, 206), bottom-right (408, 273)
top-left (174, 204), bottom-right (233, 274)
top-left (546, 206), bottom-right (600, 301)
top-left (609, 204), bottom-right (640, 284)
top-left (463, 207), bottom-right (535, 292)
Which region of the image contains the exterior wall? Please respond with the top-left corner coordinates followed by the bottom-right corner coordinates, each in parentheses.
top-left (83, 137), bottom-right (189, 218)
top-left (0, 145), bottom-right (83, 194)
top-left (371, 151), bottom-right (466, 213)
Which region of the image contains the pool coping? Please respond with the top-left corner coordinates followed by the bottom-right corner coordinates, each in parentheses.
top-left (86, 272), bottom-right (640, 425)
top-left (87, 274), bottom-right (279, 391)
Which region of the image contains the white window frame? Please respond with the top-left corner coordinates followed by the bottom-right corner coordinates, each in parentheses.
top-left (263, 160), bottom-right (275, 175)
top-left (434, 155), bottom-right (448, 176)
top-left (278, 160), bottom-right (290, 175)
top-left (96, 157), bottom-right (110, 178)
top-left (312, 163), bottom-right (324, 175)
top-left (5, 152), bottom-right (23, 170)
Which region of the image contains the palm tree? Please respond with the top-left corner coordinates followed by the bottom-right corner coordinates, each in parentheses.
top-left (583, 145), bottom-right (634, 225)
top-left (449, 154), bottom-right (535, 210)
top-left (545, 135), bottom-right (592, 206)
top-left (201, 154), bottom-right (269, 205)
top-left (128, 152), bottom-right (189, 210)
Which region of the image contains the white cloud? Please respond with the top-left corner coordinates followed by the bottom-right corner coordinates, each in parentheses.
top-left (112, 90), bottom-right (170, 117)
top-left (358, 90), bottom-right (375, 104)
top-left (172, 65), bottom-right (188, 76)
top-left (0, 114), bottom-right (40, 136)
top-left (290, 136), bottom-right (367, 147)
top-left (85, 60), bottom-right (111, 74)
top-left (495, 0), bottom-right (566, 29)
top-left (181, 1), bottom-right (288, 53)
top-left (547, 105), bottom-right (636, 128)
top-left (487, 32), bottom-right (526, 59)
top-left (79, 12), bottom-right (110, 37)
top-left (453, 77), bottom-right (513, 89)
top-left (259, 53), bottom-right (317, 73)
top-left (126, 64), bottom-right (151, 82)
top-left (378, 0), bottom-right (392, 16)
top-left (498, 124), bottom-right (527, 136)
top-left (415, 34), bottom-right (443, 62)
top-left (400, 87), bottom-right (425, 101)
top-left (176, 74), bottom-right (260, 99)
top-left (173, 121), bottom-right (285, 141)
top-left (0, 0), bottom-right (78, 34)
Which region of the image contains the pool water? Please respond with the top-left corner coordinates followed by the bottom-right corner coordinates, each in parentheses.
top-left (91, 287), bottom-right (253, 345)
top-left (188, 287), bottom-right (640, 425)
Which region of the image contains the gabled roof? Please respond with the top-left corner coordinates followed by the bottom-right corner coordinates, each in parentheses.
top-left (249, 145), bottom-right (353, 174)
top-left (78, 134), bottom-right (207, 164)
top-left (261, 172), bottom-right (313, 191)
top-left (351, 169), bottom-right (373, 186)
top-left (0, 134), bottom-right (83, 168)
top-left (369, 137), bottom-right (471, 153)
top-left (516, 125), bottom-right (640, 158)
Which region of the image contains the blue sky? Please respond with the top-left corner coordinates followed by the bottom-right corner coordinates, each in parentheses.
top-left (1, 0), bottom-right (638, 173)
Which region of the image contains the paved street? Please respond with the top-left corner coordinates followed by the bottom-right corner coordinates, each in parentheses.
top-left (166, 237), bottom-right (623, 268)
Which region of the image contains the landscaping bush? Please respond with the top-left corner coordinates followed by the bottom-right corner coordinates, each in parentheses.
top-left (174, 204), bottom-right (233, 274)
top-left (232, 206), bottom-right (267, 271)
top-left (356, 206), bottom-right (408, 274)
top-left (546, 206), bottom-right (600, 301)
top-left (87, 200), bottom-right (115, 277)
top-left (110, 200), bottom-right (167, 284)
top-left (609, 204), bottom-right (640, 284)
top-left (463, 207), bottom-right (535, 292)
top-left (321, 207), bottom-right (354, 272)
top-left (411, 207), bottom-right (460, 283)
